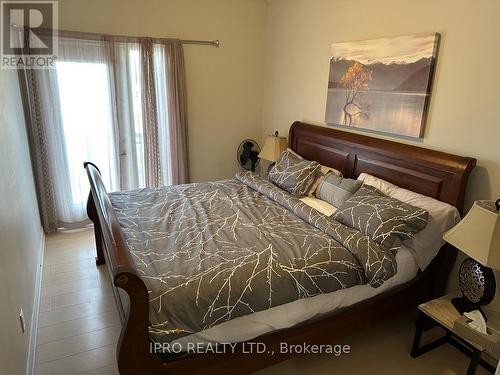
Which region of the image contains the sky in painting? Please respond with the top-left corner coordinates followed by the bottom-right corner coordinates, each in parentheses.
top-left (331, 33), bottom-right (437, 64)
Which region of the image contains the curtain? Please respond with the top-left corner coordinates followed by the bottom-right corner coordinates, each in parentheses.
top-left (164, 40), bottom-right (189, 185)
top-left (20, 31), bottom-right (189, 233)
top-left (152, 40), bottom-right (190, 186)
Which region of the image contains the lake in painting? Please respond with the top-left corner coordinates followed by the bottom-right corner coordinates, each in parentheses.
top-left (325, 33), bottom-right (439, 138)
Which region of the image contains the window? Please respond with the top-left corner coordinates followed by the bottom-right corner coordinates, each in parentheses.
top-left (128, 47), bottom-right (146, 188)
top-left (21, 34), bottom-right (188, 231)
top-left (56, 61), bottom-right (118, 210)
top-left (53, 46), bottom-right (171, 222)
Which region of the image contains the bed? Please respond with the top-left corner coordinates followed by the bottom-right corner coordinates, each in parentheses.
top-left (84, 121), bottom-right (476, 374)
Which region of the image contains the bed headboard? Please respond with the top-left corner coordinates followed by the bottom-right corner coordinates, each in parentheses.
top-left (289, 121), bottom-right (476, 214)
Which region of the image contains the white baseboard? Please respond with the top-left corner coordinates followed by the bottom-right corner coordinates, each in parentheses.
top-left (26, 227), bottom-right (45, 375)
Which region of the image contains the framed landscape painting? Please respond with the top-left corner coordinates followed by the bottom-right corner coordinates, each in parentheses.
top-left (325, 33), bottom-right (440, 138)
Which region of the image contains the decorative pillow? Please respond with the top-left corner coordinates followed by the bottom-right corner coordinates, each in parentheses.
top-left (358, 173), bottom-right (460, 270)
top-left (285, 148), bottom-right (342, 197)
top-left (308, 166), bottom-right (342, 196)
top-left (333, 185), bottom-right (429, 249)
top-left (268, 150), bottom-right (320, 197)
top-left (315, 172), bottom-right (362, 208)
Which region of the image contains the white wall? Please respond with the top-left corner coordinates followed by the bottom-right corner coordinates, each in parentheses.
top-left (0, 70), bottom-right (43, 375)
top-left (58, 0), bottom-right (267, 182)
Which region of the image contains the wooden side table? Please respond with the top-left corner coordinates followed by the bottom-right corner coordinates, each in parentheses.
top-left (411, 293), bottom-right (497, 375)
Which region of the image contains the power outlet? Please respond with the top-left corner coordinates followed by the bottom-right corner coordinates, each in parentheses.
top-left (19, 309), bottom-right (26, 334)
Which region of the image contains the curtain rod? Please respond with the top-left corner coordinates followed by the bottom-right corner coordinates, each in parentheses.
top-left (181, 39), bottom-right (220, 48)
top-left (10, 24), bottom-right (220, 48)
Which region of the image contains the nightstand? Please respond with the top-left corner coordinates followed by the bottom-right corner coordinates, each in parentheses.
top-left (411, 293), bottom-right (497, 375)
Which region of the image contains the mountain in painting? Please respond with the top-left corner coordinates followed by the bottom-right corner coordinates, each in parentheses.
top-left (393, 64), bottom-right (433, 92)
top-left (329, 57), bottom-right (432, 92)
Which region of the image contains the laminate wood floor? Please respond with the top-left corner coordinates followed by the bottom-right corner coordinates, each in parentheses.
top-left (36, 228), bottom-right (495, 374)
top-left (36, 229), bottom-right (120, 375)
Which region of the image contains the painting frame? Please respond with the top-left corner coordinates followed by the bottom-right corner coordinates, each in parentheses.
top-left (325, 32), bottom-right (440, 139)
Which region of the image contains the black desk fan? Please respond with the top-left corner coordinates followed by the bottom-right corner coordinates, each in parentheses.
top-left (237, 139), bottom-right (261, 172)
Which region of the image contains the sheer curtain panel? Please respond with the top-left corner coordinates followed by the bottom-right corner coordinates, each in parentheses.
top-left (19, 31), bottom-right (189, 233)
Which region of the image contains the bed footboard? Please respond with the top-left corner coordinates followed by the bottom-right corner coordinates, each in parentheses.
top-left (84, 162), bottom-right (163, 374)
top-left (86, 192), bottom-right (106, 265)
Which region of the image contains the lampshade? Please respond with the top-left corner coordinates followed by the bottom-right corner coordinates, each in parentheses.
top-left (443, 200), bottom-right (500, 270)
top-left (258, 133), bottom-right (287, 162)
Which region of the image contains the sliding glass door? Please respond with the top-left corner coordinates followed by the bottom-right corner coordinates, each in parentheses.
top-left (55, 61), bottom-right (119, 224)
top-left (21, 33), bottom-right (188, 232)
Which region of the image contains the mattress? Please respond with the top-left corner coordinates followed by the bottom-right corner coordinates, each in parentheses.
top-left (172, 245), bottom-right (419, 348)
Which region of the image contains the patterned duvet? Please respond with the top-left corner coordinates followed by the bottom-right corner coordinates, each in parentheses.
top-left (109, 172), bottom-right (398, 343)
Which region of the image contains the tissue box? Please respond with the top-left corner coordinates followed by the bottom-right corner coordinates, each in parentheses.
top-left (453, 315), bottom-right (500, 353)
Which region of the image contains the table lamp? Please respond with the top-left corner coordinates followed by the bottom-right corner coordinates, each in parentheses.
top-left (443, 199), bottom-right (500, 316)
top-left (258, 131), bottom-right (287, 171)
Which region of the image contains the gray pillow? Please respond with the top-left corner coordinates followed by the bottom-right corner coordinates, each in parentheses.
top-left (315, 173), bottom-right (362, 208)
top-left (333, 185), bottom-right (429, 249)
top-left (268, 150), bottom-right (319, 197)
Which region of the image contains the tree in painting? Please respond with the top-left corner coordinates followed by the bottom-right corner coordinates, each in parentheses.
top-left (340, 62), bottom-right (373, 125)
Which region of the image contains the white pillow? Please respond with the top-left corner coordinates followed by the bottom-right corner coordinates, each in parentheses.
top-left (300, 196), bottom-right (337, 216)
top-left (357, 173), bottom-right (460, 270)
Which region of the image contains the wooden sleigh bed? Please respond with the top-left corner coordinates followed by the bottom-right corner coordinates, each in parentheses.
top-left (84, 121), bottom-right (476, 375)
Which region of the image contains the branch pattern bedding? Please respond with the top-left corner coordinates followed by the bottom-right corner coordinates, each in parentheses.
top-left (108, 171), bottom-right (424, 344)
top-left (170, 245), bottom-right (418, 349)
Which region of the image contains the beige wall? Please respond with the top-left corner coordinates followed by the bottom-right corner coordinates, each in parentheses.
top-left (58, 0), bottom-right (267, 182)
top-left (262, 0), bottom-right (500, 306)
top-left (0, 70), bottom-right (43, 374)
top-left (262, 0), bottom-right (500, 211)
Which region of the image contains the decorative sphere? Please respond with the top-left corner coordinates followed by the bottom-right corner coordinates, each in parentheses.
top-left (459, 258), bottom-right (495, 306)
